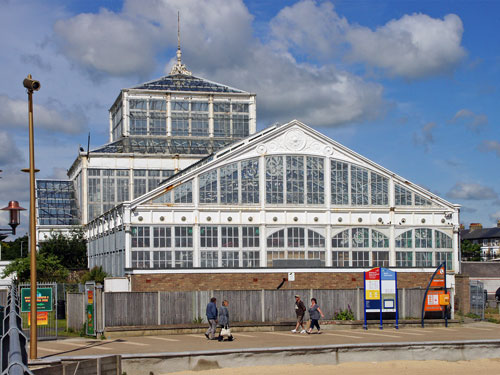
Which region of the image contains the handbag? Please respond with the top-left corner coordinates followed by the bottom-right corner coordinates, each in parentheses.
top-left (220, 327), bottom-right (231, 337)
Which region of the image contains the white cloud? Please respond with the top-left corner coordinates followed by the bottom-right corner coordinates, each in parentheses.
top-left (447, 182), bottom-right (498, 200)
top-left (0, 170), bottom-right (30, 207)
top-left (53, 8), bottom-right (161, 78)
top-left (266, 2), bottom-right (466, 79)
top-left (0, 95), bottom-right (87, 134)
top-left (270, 1), bottom-right (348, 59)
top-left (0, 131), bottom-right (24, 165)
top-left (449, 109), bottom-right (488, 132)
top-left (481, 140), bottom-right (500, 157)
top-left (413, 122), bottom-right (436, 151)
top-left (346, 13), bottom-right (466, 79)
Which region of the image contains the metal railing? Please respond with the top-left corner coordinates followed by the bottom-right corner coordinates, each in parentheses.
top-left (1, 286), bottom-right (33, 375)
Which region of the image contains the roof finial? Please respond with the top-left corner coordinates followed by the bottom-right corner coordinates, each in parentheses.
top-left (170, 11), bottom-right (192, 76)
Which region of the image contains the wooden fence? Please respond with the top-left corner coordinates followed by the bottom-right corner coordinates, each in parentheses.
top-left (67, 293), bottom-right (85, 331)
top-left (0, 289), bottom-right (7, 307)
top-left (101, 288), bottom-right (427, 328)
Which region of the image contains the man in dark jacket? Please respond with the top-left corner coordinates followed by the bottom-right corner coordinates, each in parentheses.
top-left (292, 295), bottom-right (306, 333)
top-left (205, 297), bottom-right (218, 339)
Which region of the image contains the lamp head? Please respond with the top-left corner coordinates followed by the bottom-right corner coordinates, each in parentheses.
top-left (23, 77), bottom-right (40, 91)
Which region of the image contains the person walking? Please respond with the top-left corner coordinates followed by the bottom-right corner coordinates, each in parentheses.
top-left (217, 300), bottom-right (234, 341)
top-left (291, 295), bottom-right (307, 333)
top-left (307, 298), bottom-right (325, 334)
top-left (205, 297), bottom-right (218, 340)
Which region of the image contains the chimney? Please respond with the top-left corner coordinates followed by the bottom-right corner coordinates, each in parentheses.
top-left (469, 223), bottom-right (483, 232)
top-left (459, 223), bottom-right (465, 231)
top-left (497, 219), bottom-right (500, 228)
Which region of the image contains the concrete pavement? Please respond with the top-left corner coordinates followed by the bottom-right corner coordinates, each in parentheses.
top-left (32, 321), bottom-right (500, 359)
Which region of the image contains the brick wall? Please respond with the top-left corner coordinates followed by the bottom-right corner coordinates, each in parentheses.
top-left (454, 274), bottom-right (470, 314)
top-left (131, 271), bottom-right (434, 292)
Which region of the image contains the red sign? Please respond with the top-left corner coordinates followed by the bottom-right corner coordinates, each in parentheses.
top-left (366, 267), bottom-right (380, 280)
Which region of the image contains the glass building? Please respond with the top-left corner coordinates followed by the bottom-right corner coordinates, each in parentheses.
top-left (37, 50), bottom-right (256, 241)
top-left (87, 120), bottom-right (460, 278)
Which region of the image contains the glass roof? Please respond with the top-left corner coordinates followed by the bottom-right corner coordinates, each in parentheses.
top-left (91, 137), bottom-right (234, 155)
top-left (36, 180), bottom-right (80, 226)
top-left (130, 74), bottom-right (246, 93)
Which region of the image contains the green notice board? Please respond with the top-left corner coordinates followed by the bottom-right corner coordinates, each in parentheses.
top-left (21, 288), bottom-right (53, 312)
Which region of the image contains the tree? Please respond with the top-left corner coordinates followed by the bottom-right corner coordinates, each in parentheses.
top-left (81, 266), bottom-right (108, 284)
top-left (461, 240), bottom-right (481, 261)
top-left (39, 227), bottom-right (87, 269)
top-left (2, 252), bottom-right (69, 282)
top-left (0, 234), bottom-right (29, 260)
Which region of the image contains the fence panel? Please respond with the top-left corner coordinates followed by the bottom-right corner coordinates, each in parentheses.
top-left (105, 292), bottom-right (158, 327)
top-left (213, 290), bottom-right (262, 322)
top-left (264, 289), bottom-right (310, 322)
top-left (405, 289), bottom-right (426, 318)
top-left (470, 280), bottom-right (485, 320)
top-left (0, 289), bottom-right (7, 306)
top-left (67, 293), bottom-right (85, 331)
top-left (160, 292), bottom-right (193, 325)
top-left (313, 289), bottom-right (359, 320)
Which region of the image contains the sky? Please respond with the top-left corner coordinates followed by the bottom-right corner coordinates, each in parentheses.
top-left (1, 0), bottom-right (499, 237)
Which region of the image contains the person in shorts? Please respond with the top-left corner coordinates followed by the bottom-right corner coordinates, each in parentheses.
top-left (292, 295), bottom-right (307, 333)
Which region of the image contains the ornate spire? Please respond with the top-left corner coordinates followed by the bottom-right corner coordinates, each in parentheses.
top-left (170, 12), bottom-right (192, 76)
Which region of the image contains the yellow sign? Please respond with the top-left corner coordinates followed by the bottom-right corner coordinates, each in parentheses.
top-left (439, 293), bottom-right (450, 306)
top-left (27, 312), bottom-right (49, 326)
top-left (366, 290), bottom-right (380, 300)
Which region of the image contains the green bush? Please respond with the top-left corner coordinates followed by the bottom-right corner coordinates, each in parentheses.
top-left (334, 305), bottom-right (355, 321)
top-left (81, 266), bottom-right (108, 284)
top-left (192, 316), bottom-right (204, 324)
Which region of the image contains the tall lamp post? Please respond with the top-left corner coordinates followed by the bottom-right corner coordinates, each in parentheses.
top-left (23, 74), bottom-right (40, 359)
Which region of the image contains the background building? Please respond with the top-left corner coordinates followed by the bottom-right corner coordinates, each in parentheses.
top-left (461, 221), bottom-right (500, 260)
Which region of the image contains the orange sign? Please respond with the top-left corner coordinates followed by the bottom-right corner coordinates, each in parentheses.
top-left (430, 266), bottom-right (445, 288)
top-left (28, 312), bottom-right (49, 326)
top-left (424, 290), bottom-right (449, 312)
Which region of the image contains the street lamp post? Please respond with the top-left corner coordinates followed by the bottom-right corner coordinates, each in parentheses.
top-left (23, 74), bottom-right (40, 360)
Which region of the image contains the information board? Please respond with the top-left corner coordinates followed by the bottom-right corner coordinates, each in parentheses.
top-left (364, 267), bottom-right (398, 329)
top-left (21, 288), bottom-right (53, 312)
top-left (364, 267), bottom-right (381, 312)
top-left (381, 268), bottom-right (397, 313)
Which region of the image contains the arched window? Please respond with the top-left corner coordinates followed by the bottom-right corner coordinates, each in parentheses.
top-left (435, 231), bottom-right (452, 248)
top-left (308, 229), bottom-right (325, 248)
top-left (415, 228), bottom-right (432, 248)
top-left (372, 230), bottom-right (389, 248)
top-left (267, 229), bottom-right (285, 248)
top-left (352, 228), bottom-right (369, 248)
top-left (395, 230), bottom-right (412, 248)
top-left (332, 229), bottom-right (349, 248)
